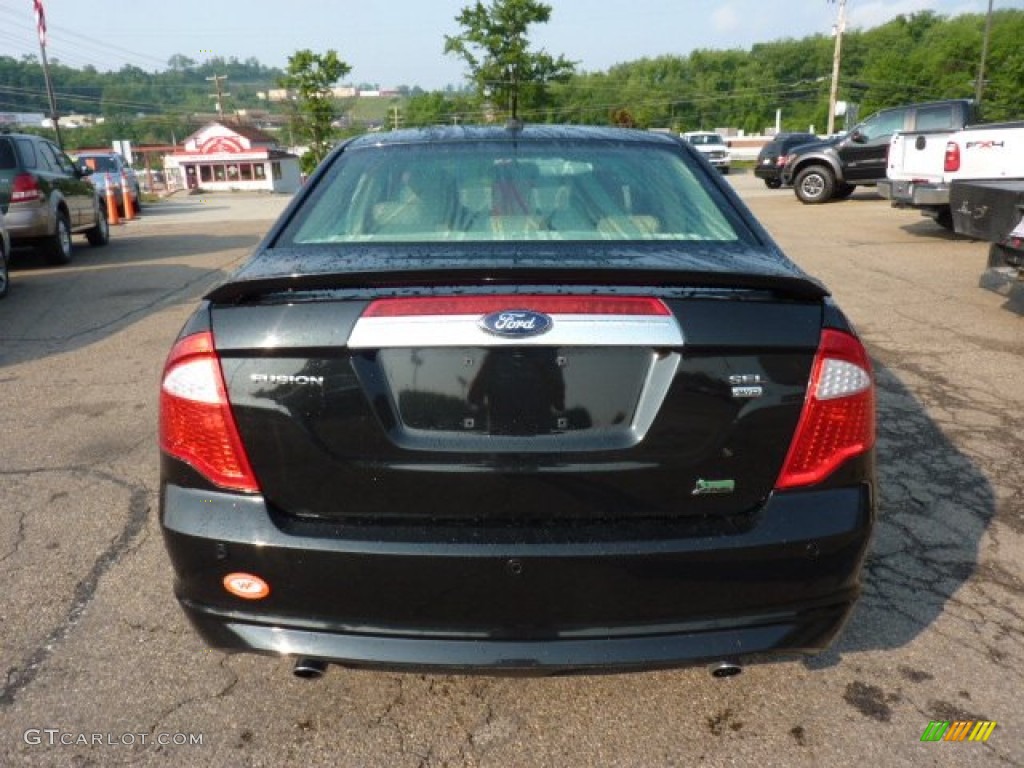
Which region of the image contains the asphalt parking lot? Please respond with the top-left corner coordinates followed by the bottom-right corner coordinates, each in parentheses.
top-left (0, 177), bottom-right (1021, 767)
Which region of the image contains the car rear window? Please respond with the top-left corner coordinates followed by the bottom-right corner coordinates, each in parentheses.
top-left (279, 141), bottom-right (744, 244)
top-left (79, 155), bottom-right (119, 173)
top-left (687, 134), bottom-right (725, 146)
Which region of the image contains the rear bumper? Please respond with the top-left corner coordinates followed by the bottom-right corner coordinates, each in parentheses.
top-left (879, 179), bottom-right (949, 208)
top-left (161, 483), bottom-right (873, 672)
top-left (754, 165), bottom-right (782, 182)
top-left (4, 202), bottom-right (53, 241)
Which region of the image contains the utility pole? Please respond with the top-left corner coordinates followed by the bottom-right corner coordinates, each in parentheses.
top-left (975, 0), bottom-right (995, 104)
top-left (827, 0), bottom-right (847, 136)
top-left (391, 105), bottom-right (401, 130)
top-left (206, 74), bottom-right (230, 120)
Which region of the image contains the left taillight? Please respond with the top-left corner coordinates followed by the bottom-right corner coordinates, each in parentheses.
top-left (775, 329), bottom-right (875, 490)
top-left (159, 331), bottom-right (259, 492)
top-left (944, 142), bottom-right (961, 173)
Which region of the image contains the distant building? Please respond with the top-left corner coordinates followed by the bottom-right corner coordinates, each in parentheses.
top-left (0, 112), bottom-right (45, 127)
top-left (163, 122), bottom-right (301, 193)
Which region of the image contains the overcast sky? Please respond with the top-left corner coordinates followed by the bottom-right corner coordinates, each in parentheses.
top-left (0, 0), bottom-right (1019, 90)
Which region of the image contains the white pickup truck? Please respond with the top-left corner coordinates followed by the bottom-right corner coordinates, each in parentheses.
top-left (878, 121), bottom-right (1024, 228)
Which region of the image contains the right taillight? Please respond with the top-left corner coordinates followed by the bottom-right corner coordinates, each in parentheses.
top-left (775, 329), bottom-right (875, 490)
top-left (11, 173), bottom-right (41, 203)
top-left (159, 331), bottom-right (259, 493)
top-left (944, 142), bottom-right (961, 173)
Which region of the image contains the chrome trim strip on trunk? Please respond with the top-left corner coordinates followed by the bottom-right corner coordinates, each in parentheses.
top-left (348, 314), bottom-right (684, 349)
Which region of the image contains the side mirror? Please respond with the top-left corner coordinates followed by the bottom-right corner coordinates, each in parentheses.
top-left (849, 130), bottom-right (868, 144)
top-left (77, 165), bottom-right (93, 177)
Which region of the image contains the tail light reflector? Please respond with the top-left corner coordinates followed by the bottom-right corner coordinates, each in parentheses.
top-left (11, 173), bottom-right (41, 203)
top-left (944, 142), bottom-right (961, 173)
top-left (776, 329), bottom-right (875, 489)
top-left (160, 331), bottom-right (259, 492)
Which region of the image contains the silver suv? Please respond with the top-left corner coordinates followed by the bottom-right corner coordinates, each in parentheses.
top-left (0, 133), bottom-right (109, 264)
top-left (75, 152), bottom-right (140, 215)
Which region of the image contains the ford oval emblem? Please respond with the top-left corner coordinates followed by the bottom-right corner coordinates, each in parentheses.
top-left (479, 309), bottom-right (553, 338)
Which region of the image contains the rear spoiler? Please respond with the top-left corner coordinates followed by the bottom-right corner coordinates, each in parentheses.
top-left (206, 263), bottom-right (829, 305)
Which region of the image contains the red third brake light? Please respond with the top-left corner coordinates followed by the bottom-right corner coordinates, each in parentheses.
top-left (775, 329), bottom-right (875, 490)
top-left (160, 331), bottom-right (259, 492)
top-left (362, 295), bottom-right (671, 317)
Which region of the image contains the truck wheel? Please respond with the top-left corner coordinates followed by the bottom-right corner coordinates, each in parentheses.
top-left (833, 183), bottom-right (856, 200)
top-left (43, 210), bottom-right (73, 265)
top-left (86, 204), bottom-right (110, 246)
top-left (794, 166), bottom-right (835, 205)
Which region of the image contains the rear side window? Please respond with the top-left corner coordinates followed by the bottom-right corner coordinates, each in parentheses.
top-left (280, 141), bottom-right (745, 245)
top-left (14, 138), bottom-right (38, 169)
top-left (782, 134), bottom-right (816, 150)
top-left (915, 105), bottom-right (954, 131)
top-left (0, 139), bottom-right (16, 170)
top-left (37, 142), bottom-right (63, 174)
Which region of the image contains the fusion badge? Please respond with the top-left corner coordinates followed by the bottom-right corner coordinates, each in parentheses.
top-left (479, 310), bottom-right (553, 339)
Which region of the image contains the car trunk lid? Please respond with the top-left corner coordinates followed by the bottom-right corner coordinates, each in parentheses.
top-left (208, 262), bottom-right (824, 524)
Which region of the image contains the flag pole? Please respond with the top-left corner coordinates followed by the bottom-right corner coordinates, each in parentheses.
top-left (38, 43), bottom-right (62, 149)
top-left (34, 0), bottom-right (62, 148)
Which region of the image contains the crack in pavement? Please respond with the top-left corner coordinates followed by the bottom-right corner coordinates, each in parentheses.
top-left (145, 655), bottom-right (240, 738)
top-left (0, 509), bottom-right (26, 564)
top-left (0, 473), bottom-right (152, 709)
top-left (854, 349), bottom-right (1024, 674)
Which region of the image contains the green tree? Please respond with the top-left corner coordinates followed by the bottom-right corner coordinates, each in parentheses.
top-left (403, 90), bottom-right (477, 127)
top-left (443, 0), bottom-right (575, 120)
top-left (278, 49), bottom-right (351, 173)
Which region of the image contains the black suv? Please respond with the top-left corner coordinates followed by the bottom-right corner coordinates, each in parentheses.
top-left (781, 99), bottom-right (977, 204)
top-left (754, 133), bottom-right (818, 189)
top-left (0, 132), bottom-right (109, 264)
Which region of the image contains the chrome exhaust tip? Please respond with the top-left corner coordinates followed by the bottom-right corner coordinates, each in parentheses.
top-left (708, 661), bottom-right (743, 678)
top-left (293, 658), bottom-right (328, 680)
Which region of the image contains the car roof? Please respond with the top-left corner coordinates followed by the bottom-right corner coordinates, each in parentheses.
top-left (344, 124), bottom-right (681, 151)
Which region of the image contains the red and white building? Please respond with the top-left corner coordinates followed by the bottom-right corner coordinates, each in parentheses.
top-left (163, 122), bottom-right (301, 193)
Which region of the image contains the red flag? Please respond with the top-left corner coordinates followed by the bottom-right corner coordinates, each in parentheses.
top-left (33, 0), bottom-right (46, 47)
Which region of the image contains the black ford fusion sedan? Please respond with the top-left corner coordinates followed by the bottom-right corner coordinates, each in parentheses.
top-left (160, 125), bottom-right (875, 678)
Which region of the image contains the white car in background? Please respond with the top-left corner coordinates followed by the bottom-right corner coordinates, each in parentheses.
top-left (681, 131), bottom-right (731, 174)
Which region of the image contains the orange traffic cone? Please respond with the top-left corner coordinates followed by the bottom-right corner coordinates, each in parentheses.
top-left (121, 171), bottom-right (136, 220)
top-left (104, 174), bottom-right (121, 226)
